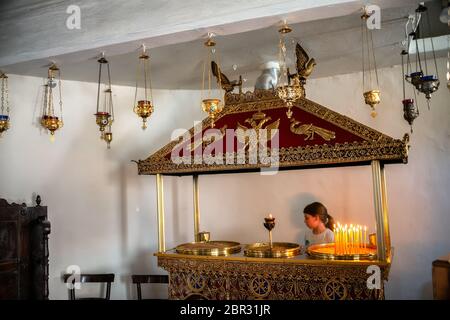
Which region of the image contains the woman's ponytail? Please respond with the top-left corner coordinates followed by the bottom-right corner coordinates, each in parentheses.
top-left (325, 213), bottom-right (335, 231)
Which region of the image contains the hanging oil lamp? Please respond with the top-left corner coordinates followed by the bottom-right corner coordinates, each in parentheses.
top-left (406, 4), bottom-right (440, 108)
top-left (40, 63), bottom-right (63, 142)
top-left (361, 8), bottom-right (381, 118)
top-left (133, 45), bottom-right (154, 130)
top-left (276, 21), bottom-right (303, 119)
top-left (201, 33), bottom-right (224, 128)
top-left (401, 50), bottom-right (419, 133)
top-left (95, 53), bottom-right (114, 148)
top-left (0, 72), bottom-right (10, 138)
top-left (446, 34), bottom-right (450, 91)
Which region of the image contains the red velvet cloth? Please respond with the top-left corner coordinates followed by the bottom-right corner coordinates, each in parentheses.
top-left (167, 107), bottom-right (364, 159)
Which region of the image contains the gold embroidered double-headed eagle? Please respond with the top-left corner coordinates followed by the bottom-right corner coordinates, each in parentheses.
top-left (236, 111), bottom-right (280, 150)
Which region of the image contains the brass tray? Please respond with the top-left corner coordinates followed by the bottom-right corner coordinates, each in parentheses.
top-left (244, 242), bottom-right (301, 258)
top-left (175, 241), bottom-right (241, 256)
top-left (307, 243), bottom-right (377, 260)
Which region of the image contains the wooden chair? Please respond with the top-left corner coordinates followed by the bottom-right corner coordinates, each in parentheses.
top-left (63, 273), bottom-right (115, 300)
top-left (132, 274), bottom-right (169, 300)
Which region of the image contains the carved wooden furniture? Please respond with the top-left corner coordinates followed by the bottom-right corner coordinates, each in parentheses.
top-left (132, 274), bottom-right (169, 300)
top-left (136, 89), bottom-right (409, 300)
top-left (63, 273), bottom-right (115, 300)
top-left (432, 254), bottom-right (450, 300)
top-left (157, 253), bottom-right (387, 300)
top-left (0, 196), bottom-right (50, 300)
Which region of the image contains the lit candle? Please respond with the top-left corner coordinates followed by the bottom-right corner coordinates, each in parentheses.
top-left (349, 224), bottom-right (353, 254)
top-left (334, 224), bottom-right (337, 254)
top-left (344, 224), bottom-right (348, 254)
top-left (337, 223), bottom-right (342, 255)
top-left (359, 226), bottom-right (363, 252)
top-left (364, 226), bottom-right (367, 249)
top-left (336, 226), bottom-right (340, 255)
top-left (356, 225), bottom-right (360, 252)
top-left (356, 226), bottom-right (360, 252)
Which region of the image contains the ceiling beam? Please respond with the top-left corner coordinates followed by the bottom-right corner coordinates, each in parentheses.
top-left (0, 0), bottom-right (424, 68)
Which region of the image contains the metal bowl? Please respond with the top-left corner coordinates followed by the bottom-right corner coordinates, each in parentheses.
top-left (175, 241), bottom-right (241, 256)
top-left (306, 243), bottom-right (377, 261)
top-left (244, 242), bottom-right (301, 258)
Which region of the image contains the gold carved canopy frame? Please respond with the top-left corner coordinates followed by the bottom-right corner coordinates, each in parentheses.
top-left (136, 89), bottom-right (409, 268)
top-left (137, 90), bottom-right (408, 176)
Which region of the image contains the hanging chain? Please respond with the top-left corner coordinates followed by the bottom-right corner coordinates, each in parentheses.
top-left (96, 60), bottom-right (102, 113)
top-left (143, 49), bottom-right (148, 102)
top-left (366, 18), bottom-right (373, 89)
top-left (402, 53), bottom-right (406, 100)
top-left (201, 43), bottom-right (207, 102)
top-left (278, 33), bottom-right (288, 86)
top-left (215, 42), bottom-right (224, 103)
top-left (426, 8), bottom-right (438, 79)
top-left (369, 24), bottom-right (379, 87)
top-left (406, 32), bottom-right (412, 77)
top-left (42, 81), bottom-right (48, 117)
top-left (0, 75), bottom-right (5, 115)
top-left (58, 68), bottom-right (63, 123)
top-left (134, 55), bottom-right (139, 107)
top-left (420, 7), bottom-right (428, 75)
top-left (361, 16), bottom-right (366, 91)
top-left (361, 10), bottom-right (377, 91)
top-left (107, 61), bottom-right (114, 120)
top-left (447, 35), bottom-right (450, 82)
top-left (48, 84), bottom-right (54, 116)
top-left (414, 10), bottom-right (423, 73)
top-left (5, 76), bottom-right (8, 115)
top-left (208, 45), bottom-right (212, 96)
top-left (147, 54), bottom-right (154, 103)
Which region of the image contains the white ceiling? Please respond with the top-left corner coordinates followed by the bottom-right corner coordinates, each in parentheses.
top-left (1, 0), bottom-right (448, 89)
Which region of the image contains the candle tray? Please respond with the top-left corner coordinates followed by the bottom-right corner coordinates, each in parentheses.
top-left (306, 243), bottom-right (377, 260)
top-left (244, 242), bottom-right (301, 258)
top-left (175, 241), bottom-right (241, 256)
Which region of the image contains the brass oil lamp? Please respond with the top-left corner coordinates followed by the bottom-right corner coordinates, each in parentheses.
top-left (276, 21), bottom-right (303, 119)
top-left (405, 4), bottom-right (441, 108)
top-left (263, 214), bottom-right (276, 249)
top-left (401, 50), bottom-right (419, 133)
top-left (0, 72), bottom-right (10, 137)
top-left (95, 53), bottom-right (114, 148)
top-left (40, 63), bottom-right (63, 142)
top-left (361, 9), bottom-right (381, 118)
top-left (201, 33), bottom-right (224, 128)
top-left (133, 45), bottom-right (155, 130)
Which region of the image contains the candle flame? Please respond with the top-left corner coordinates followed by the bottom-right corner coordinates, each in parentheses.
top-left (269, 213), bottom-right (273, 219)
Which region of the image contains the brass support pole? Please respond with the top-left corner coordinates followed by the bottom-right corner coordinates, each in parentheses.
top-left (371, 160), bottom-right (386, 261)
top-left (193, 174), bottom-right (200, 242)
top-left (380, 165), bottom-right (391, 261)
top-left (156, 174), bottom-right (165, 252)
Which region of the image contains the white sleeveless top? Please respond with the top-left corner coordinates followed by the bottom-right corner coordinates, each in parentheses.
top-left (304, 228), bottom-right (334, 247)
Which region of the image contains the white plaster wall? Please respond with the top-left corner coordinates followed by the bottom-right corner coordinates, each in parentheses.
top-left (0, 58), bottom-right (449, 299)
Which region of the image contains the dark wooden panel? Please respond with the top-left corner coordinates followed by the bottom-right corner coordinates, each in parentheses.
top-left (0, 197), bottom-right (50, 300)
top-left (0, 221), bottom-right (17, 261)
top-left (0, 270), bottom-right (18, 299)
